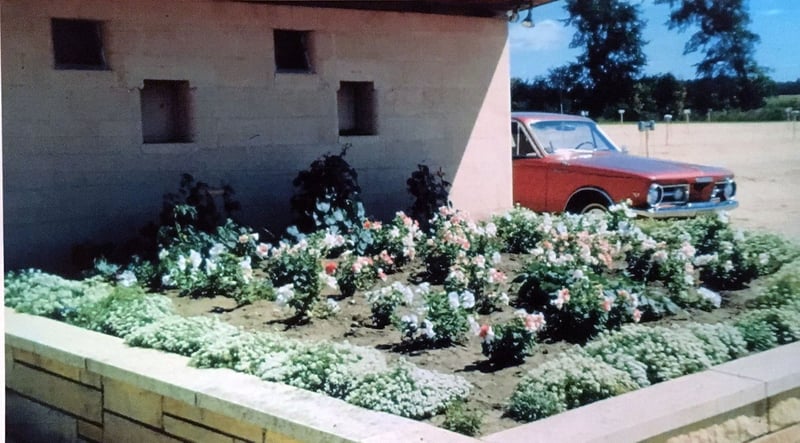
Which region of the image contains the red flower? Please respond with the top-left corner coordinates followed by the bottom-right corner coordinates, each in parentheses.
top-left (324, 262), bottom-right (338, 275)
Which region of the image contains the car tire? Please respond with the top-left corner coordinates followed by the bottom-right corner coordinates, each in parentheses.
top-left (580, 202), bottom-right (608, 215)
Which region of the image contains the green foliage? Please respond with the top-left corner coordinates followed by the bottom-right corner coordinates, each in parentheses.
top-left (442, 401), bottom-right (483, 437)
top-left (70, 286), bottom-right (176, 337)
top-left (406, 164), bottom-right (451, 232)
top-left (747, 260), bottom-right (800, 309)
top-left (584, 325), bottom-right (712, 386)
top-left (290, 146), bottom-right (362, 233)
top-left (507, 350), bottom-right (638, 422)
top-left (562, 0), bottom-right (647, 117)
top-left (263, 240), bottom-right (324, 317)
top-left (733, 307), bottom-right (800, 352)
top-left (364, 282), bottom-right (417, 328)
top-left (159, 173), bottom-right (240, 237)
top-left (345, 360), bottom-right (471, 419)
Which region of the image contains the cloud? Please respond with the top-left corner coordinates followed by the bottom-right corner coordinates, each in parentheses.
top-left (509, 19), bottom-right (571, 52)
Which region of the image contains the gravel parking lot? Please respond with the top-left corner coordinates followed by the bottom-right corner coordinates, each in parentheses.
top-left (602, 121), bottom-right (800, 241)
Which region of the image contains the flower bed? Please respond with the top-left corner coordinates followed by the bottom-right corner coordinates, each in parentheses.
top-left (6, 205), bottom-right (800, 436)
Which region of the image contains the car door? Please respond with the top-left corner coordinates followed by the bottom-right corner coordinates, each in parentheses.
top-left (511, 120), bottom-right (549, 211)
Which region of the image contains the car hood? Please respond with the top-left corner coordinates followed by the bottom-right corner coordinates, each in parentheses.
top-left (554, 151), bottom-right (734, 181)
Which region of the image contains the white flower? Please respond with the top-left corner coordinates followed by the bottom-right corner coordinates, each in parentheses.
top-left (323, 232), bottom-right (345, 249)
top-left (401, 314), bottom-right (418, 325)
top-left (460, 291), bottom-right (475, 309)
top-left (467, 316), bottom-right (480, 335)
top-left (320, 272), bottom-right (339, 291)
top-left (161, 274), bottom-right (175, 287)
top-left (723, 260), bottom-right (734, 272)
top-left (251, 233), bottom-right (260, 241)
top-left (498, 292), bottom-right (510, 305)
top-left (205, 259), bottom-right (218, 275)
top-left (325, 298), bottom-right (340, 313)
top-left (158, 249), bottom-right (169, 260)
top-left (697, 287), bottom-right (721, 308)
top-left (492, 251), bottom-right (502, 265)
top-left (117, 270), bottom-right (137, 287)
top-left (758, 253), bottom-right (769, 265)
top-left (275, 284), bottom-right (295, 307)
top-left (239, 257), bottom-right (253, 282)
top-left (484, 222), bottom-right (497, 237)
top-left (189, 250), bottom-right (203, 270)
top-left (209, 243), bottom-right (225, 258)
top-left (422, 319), bottom-right (436, 339)
top-left (176, 255), bottom-right (187, 272)
top-left (255, 243), bottom-right (271, 259)
top-left (447, 292), bottom-right (460, 309)
top-left (572, 269), bottom-right (585, 280)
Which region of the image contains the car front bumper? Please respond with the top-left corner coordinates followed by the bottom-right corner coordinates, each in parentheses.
top-left (632, 200), bottom-right (739, 218)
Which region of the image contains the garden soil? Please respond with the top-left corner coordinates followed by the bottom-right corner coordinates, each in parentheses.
top-left (169, 122), bottom-right (798, 436)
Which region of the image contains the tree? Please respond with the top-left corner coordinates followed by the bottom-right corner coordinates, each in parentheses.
top-left (656, 0), bottom-right (767, 109)
top-left (561, 0), bottom-right (648, 118)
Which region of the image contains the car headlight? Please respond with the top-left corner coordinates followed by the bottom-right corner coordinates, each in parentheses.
top-left (647, 184), bottom-right (663, 206)
top-left (723, 180), bottom-right (736, 199)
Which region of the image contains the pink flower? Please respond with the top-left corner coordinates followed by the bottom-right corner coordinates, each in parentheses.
top-left (633, 308), bottom-right (642, 323)
top-left (478, 324), bottom-right (494, 343)
top-left (601, 298), bottom-right (612, 312)
top-left (378, 269), bottom-right (387, 281)
top-left (255, 243), bottom-right (271, 259)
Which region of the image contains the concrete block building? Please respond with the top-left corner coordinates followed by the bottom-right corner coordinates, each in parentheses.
top-left (2, 0), bottom-right (548, 271)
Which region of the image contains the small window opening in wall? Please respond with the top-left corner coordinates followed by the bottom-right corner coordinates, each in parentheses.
top-left (338, 81), bottom-right (377, 136)
top-left (140, 80), bottom-right (193, 144)
top-left (274, 30), bottom-right (312, 72)
top-left (51, 18), bottom-right (108, 70)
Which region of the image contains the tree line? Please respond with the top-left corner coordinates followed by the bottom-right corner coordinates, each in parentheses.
top-left (511, 0), bottom-right (798, 121)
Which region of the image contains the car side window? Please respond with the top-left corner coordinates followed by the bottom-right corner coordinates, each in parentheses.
top-left (512, 121), bottom-right (537, 158)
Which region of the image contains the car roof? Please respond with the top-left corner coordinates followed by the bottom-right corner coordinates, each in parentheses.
top-left (511, 112), bottom-right (593, 125)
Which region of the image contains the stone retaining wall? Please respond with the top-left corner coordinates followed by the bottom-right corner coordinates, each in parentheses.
top-left (5, 307), bottom-right (800, 442)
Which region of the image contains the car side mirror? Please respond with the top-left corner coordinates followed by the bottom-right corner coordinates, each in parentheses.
top-left (619, 145), bottom-right (629, 154)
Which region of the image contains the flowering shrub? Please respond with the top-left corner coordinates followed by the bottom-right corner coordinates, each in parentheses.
top-left (473, 309), bottom-right (545, 365)
top-left (444, 252), bottom-right (509, 313)
top-left (683, 323), bottom-right (747, 365)
top-left (516, 260), bottom-right (642, 342)
top-left (366, 212), bottom-right (423, 268)
top-left (70, 287), bottom-right (176, 337)
top-left (492, 205), bottom-right (544, 253)
top-left (336, 252), bottom-right (379, 298)
top-left (363, 282), bottom-right (419, 328)
top-left (345, 360), bottom-right (471, 419)
top-left (396, 288), bottom-right (475, 347)
top-left (125, 315), bottom-right (240, 356)
top-left (747, 260), bottom-right (800, 309)
top-left (262, 239), bottom-right (324, 317)
top-left (4, 269), bottom-right (112, 321)
top-left (420, 207), bottom-right (502, 284)
top-left (507, 350), bottom-right (638, 422)
top-left (583, 325), bottom-right (713, 386)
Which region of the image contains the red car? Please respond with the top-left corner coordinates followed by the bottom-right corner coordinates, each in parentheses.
top-left (512, 112), bottom-right (738, 217)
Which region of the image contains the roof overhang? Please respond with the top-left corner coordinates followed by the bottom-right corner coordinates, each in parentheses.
top-left (234, 1), bottom-right (557, 17)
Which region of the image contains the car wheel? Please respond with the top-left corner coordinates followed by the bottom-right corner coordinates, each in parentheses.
top-left (580, 202), bottom-right (608, 215)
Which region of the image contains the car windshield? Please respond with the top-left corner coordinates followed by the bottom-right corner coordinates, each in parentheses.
top-left (529, 120), bottom-right (618, 153)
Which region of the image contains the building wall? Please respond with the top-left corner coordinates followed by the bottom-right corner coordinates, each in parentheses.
top-left (1, 0), bottom-right (512, 271)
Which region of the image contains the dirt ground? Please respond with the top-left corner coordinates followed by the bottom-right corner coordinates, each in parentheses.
top-left (602, 121), bottom-right (800, 241)
top-left (169, 122), bottom-right (799, 435)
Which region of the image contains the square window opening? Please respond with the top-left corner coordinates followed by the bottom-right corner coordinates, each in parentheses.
top-left (338, 81), bottom-right (377, 136)
top-left (140, 80), bottom-right (194, 144)
top-left (274, 30), bottom-right (312, 72)
top-left (51, 18), bottom-right (107, 70)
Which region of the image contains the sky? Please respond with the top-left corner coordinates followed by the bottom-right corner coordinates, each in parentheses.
top-left (509, 0), bottom-right (800, 82)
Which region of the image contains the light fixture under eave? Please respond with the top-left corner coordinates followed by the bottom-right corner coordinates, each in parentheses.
top-left (521, 7), bottom-right (534, 27)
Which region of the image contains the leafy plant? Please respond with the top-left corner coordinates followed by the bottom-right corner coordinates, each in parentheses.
top-left (442, 401), bottom-right (483, 436)
top-left (507, 350), bottom-right (638, 422)
top-left (290, 146), bottom-right (362, 233)
top-left (407, 164), bottom-right (451, 232)
top-left (396, 288), bottom-right (475, 348)
top-left (733, 307), bottom-right (800, 352)
top-left (158, 173), bottom-right (240, 237)
top-left (335, 253), bottom-right (378, 298)
top-left (475, 310), bottom-right (545, 366)
top-left (364, 282), bottom-right (418, 328)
